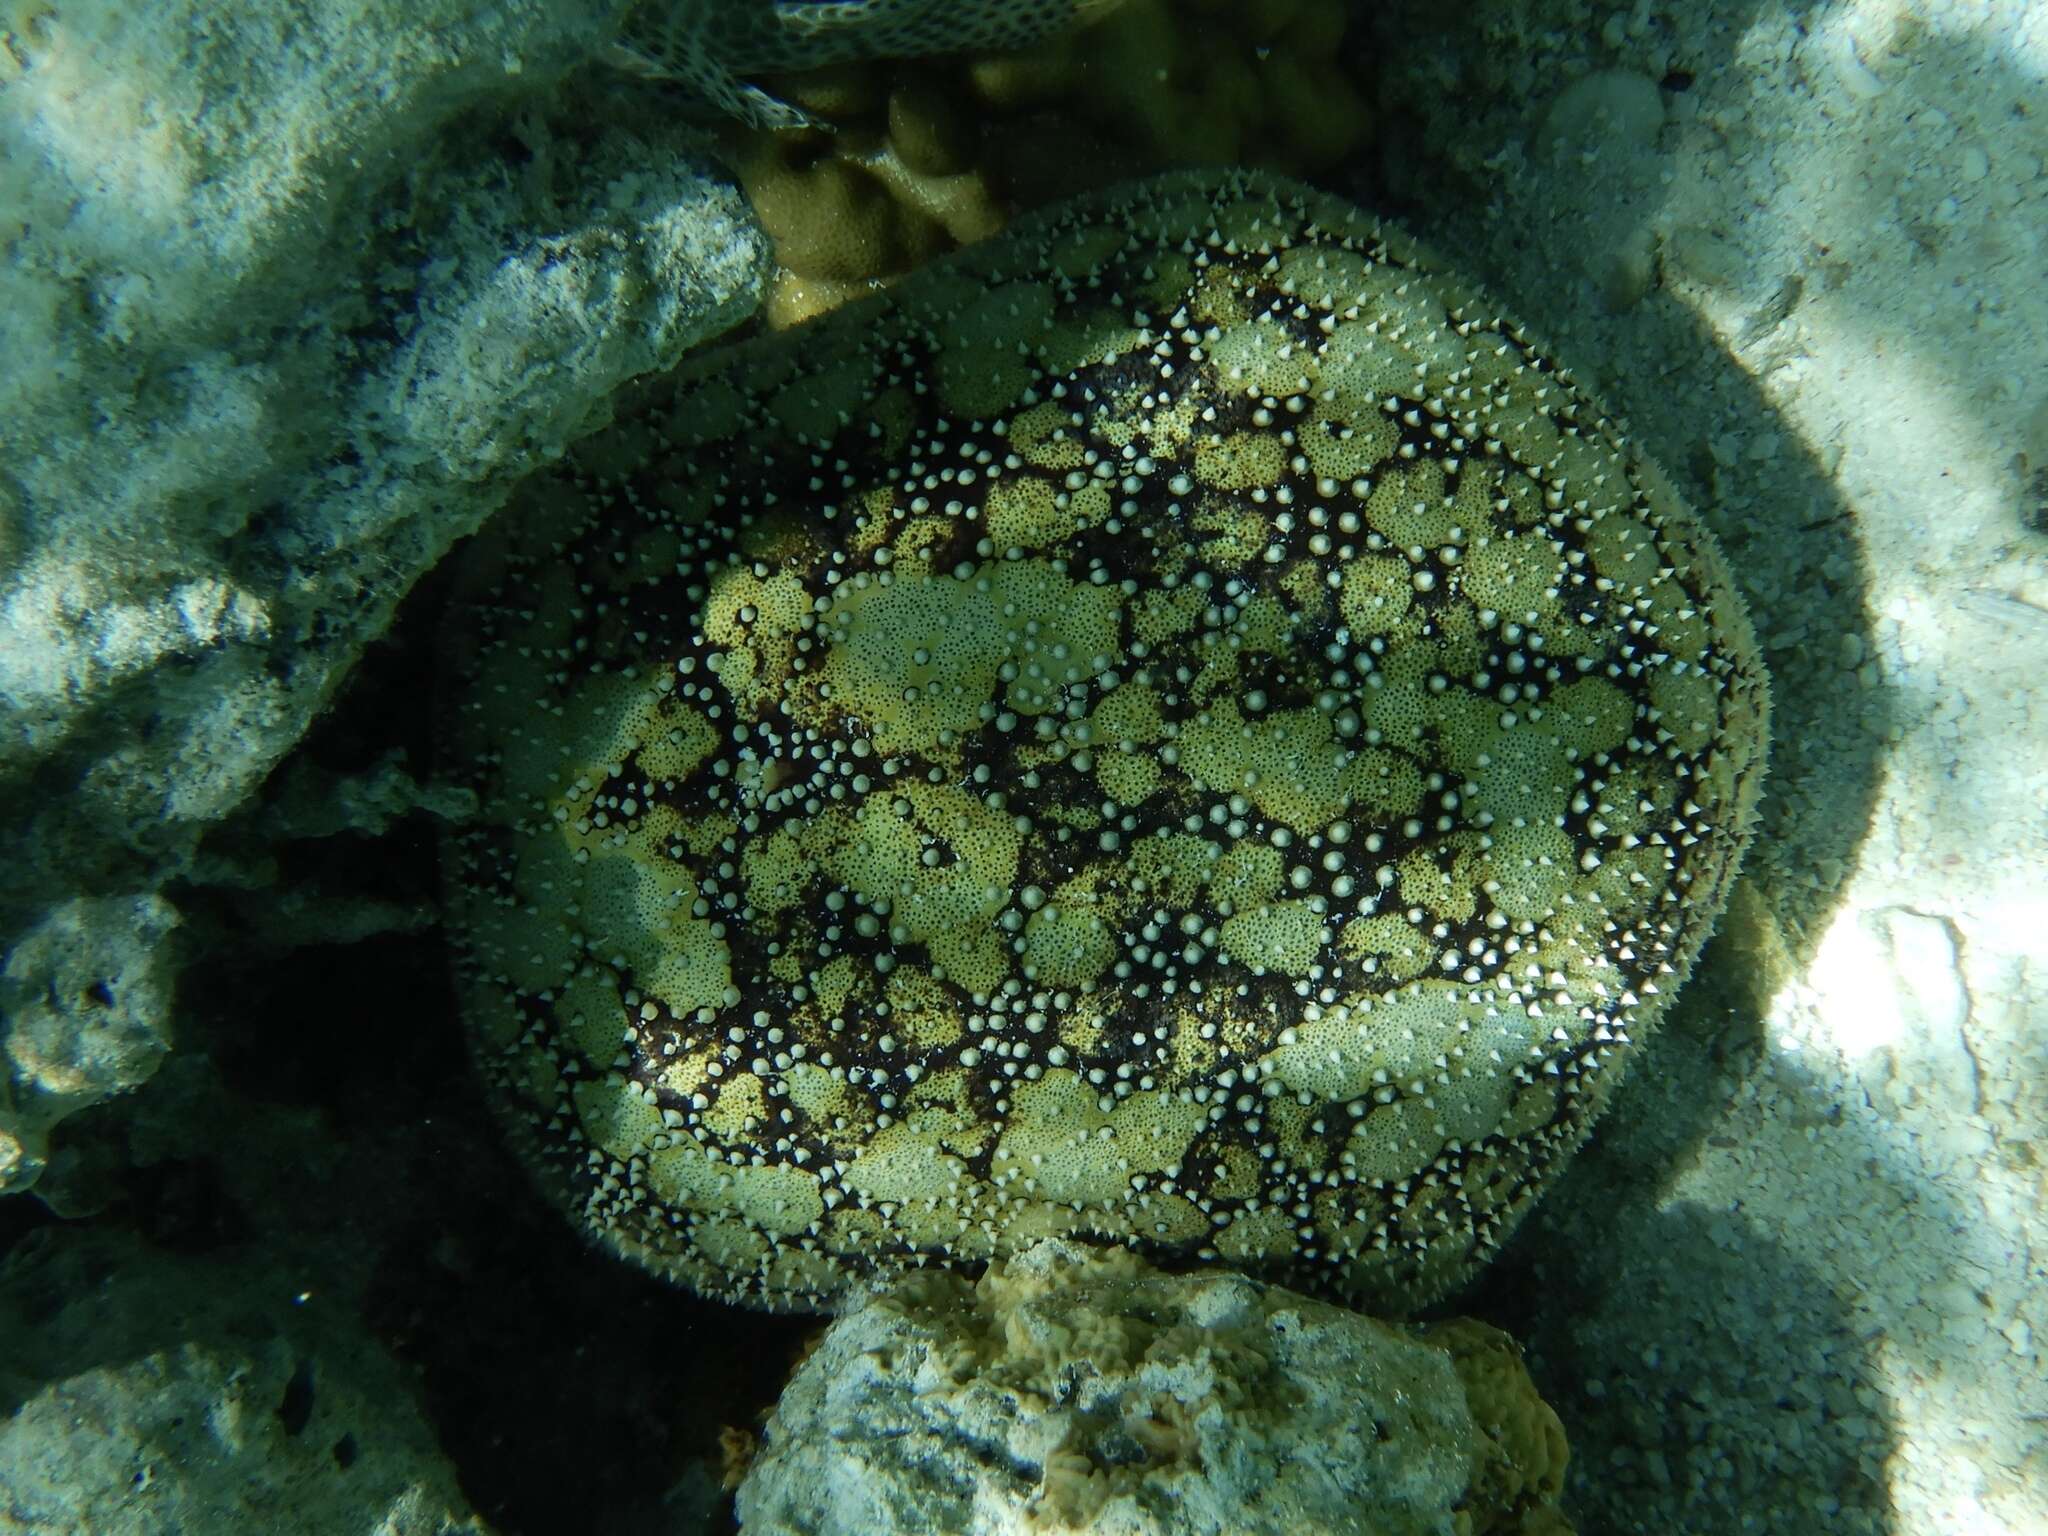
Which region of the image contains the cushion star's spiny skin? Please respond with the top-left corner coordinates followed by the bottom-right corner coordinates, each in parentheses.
top-left (440, 169), bottom-right (1769, 1314)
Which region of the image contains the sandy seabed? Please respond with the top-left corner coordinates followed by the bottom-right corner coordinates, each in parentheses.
top-left (1368, 0), bottom-right (2047, 1529)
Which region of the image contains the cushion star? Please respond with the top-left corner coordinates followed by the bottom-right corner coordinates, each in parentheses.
top-left (440, 168), bottom-right (1769, 1313)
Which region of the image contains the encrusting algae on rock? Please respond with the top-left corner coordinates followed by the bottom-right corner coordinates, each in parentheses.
top-left (439, 169), bottom-right (1768, 1314)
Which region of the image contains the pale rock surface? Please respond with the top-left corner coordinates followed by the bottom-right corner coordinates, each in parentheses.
top-left (0, 0), bottom-right (774, 1193)
top-left (737, 1239), bottom-right (1565, 1536)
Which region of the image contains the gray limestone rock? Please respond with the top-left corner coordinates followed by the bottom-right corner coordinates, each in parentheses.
top-left (0, 897), bottom-right (180, 1196)
top-left (0, 895), bottom-right (179, 1192)
top-left (0, 0), bottom-right (775, 1193)
top-left (737, 1239), bottom-right (1568, 1536)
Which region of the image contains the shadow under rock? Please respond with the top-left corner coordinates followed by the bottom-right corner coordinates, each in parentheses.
top-left (0, 1177), bottom-right (56, 1267)
top-left (358, 1098), bottom-right (817, 1536)
top-left (187, 920), bottom-right (817, 1536)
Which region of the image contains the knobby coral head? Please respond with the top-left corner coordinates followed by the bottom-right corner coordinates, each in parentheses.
top-left (438, 168), bottom-right (1769, 1314)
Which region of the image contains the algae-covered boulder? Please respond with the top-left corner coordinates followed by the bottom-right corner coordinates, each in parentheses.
top-left (734, 1238), bottom-right (1573, 1535)
top-left (439, 168), bottom-right (1768, 1314)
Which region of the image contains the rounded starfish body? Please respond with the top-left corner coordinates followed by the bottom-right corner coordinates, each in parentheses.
top-left (441, 170), bottom-right (1768, 1312)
